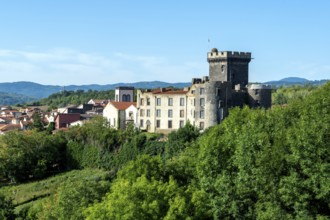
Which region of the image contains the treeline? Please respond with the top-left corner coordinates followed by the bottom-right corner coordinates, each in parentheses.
top-left (1, 82), bottom-right (330, 219)
top-left (272, 84), bottom-right (319, 105)
top-left (30, 89), bottom-right (115, 107)
top-left (0, 92), bottom-right (37, 105)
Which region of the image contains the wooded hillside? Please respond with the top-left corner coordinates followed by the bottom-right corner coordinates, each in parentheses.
top-left (1, 82), bottom-right (329, 219)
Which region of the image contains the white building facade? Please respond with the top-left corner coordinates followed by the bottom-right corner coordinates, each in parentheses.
top-left (103, 101), bottom-right (137, 129)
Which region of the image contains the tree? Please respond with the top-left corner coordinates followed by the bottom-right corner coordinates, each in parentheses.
top-left (165, 121), bottom-right (200, 160)
top-left (0, 131), bottom-right (66, 182)
top-left (196, 82), bottom-right (330, 218)
top-left (31, 112), bottom-right (44, 131)
top-left (0, 194), bottom-right (15, 220)
top-left (36, 179), bottom-right (110, 220)
top-left (84, 155), bottom-right (210, 219)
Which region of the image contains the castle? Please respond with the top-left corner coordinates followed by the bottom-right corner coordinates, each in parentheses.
top-left (105, 48), bottom-right (271, 132)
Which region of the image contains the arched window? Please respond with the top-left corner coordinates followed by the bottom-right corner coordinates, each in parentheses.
top-left (126, 94), bottom-right (131, 102)
top-left (122, 94), bottom-right (131, 102)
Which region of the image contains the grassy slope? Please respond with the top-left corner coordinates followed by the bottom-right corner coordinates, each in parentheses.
top-left (0, 169), bottom-right (109, 211)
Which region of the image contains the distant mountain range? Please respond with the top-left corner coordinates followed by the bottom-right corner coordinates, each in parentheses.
top-left (263, 77), bottom-right (328, 87)
top-left (0, 77), bottom-right (328, 105)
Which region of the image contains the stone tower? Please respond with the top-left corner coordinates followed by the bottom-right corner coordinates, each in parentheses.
top-left (115, 86), bottom-right (134, 102)
top-left (247, 84), bottom-right (272, 108)
top-left (207, 48), bottom-right (252, 88)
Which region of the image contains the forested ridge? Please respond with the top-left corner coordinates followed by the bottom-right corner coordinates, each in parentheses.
top-left (1, 82), bottom-right (329, 219)
top-left (31, 89), bottom-right (115, 108)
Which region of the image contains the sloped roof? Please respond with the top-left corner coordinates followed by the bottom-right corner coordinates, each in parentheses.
top-left (0, 124), bottom-right (21, 132)
top-left (151, 88), bottom-right (188, 95)
top-left (110, 101), bottom-right (136, 110)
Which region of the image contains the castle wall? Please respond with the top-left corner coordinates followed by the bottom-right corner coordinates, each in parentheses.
top-left (247, 84), bottom-right (272, 108)
top-left (232, 90), bottom-right (248, 108)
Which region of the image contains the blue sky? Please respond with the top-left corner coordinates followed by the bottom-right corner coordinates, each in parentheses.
top-left (0, 0), bottom-right (329, 85)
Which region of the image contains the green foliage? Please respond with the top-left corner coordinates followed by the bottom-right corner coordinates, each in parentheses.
top-left (0, 194), bottom-right (15, 220)
top-left (0, 91), bottom-right (37, 105)
top-left (165, 121), bottom-right (200, 160)
top-left (0, 131), bottom-right (66, 183)
top-left (85, 155), bottom-right (210, 220)
top-left (35, 177), bottom-right (110, 220)
top-left (1, 83), bottom-right (329, 219)
top-left (0, 169), bottom-right (110, 219)
top-left (31, 112), bottom-right (45, 131)
top-left (272, 84), bottom-right (318, 105)
top-left (196, 82), bottom-right (330, 219)
top-left (38, 89), bottom-right (115, 107)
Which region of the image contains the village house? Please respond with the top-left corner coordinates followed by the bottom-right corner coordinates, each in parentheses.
top-left (54, 113), bottom-right (81, 129)
top-left (103, 86), bottom-right (137, 129)
top-left (103, 101), bottom-right (137, 129)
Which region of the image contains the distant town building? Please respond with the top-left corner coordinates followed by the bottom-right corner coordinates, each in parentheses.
top-left (55, 113), bottom-right (81, 129)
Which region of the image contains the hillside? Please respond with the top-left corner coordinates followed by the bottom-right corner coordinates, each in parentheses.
top-left (265, 77), bottom-right (328, 87)
top-left (1, 82), bottom-right (329, 219)
top-left (0, 78), bottom-right (328, 105)
top-left (0, 92), bottom-right (37, 105)
top-left (0, 81), bottom-right (191, 100)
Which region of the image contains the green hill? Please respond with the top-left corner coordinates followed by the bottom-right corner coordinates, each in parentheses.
top-left (0, 92), bottom-right (37, 105)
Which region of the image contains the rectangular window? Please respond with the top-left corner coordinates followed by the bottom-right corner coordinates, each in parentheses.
top-left (168, 98), bottom-right (173, 106)
top-left (193, 98), bottom-right (196, 106)
top-left (219, 100), bottom-right (224, 108)
top-left (168, 120), bottom-right (172, 129)
top-left (140, 98), bottom-right (144, 106)
top-left (200, 98), bottom-right (205, 106)
top-left (216, 88), bottom-right (221, 97)
top-left (199, 121), bottom-right (204, 130)
top-left (147, 98), bottom-right (150, 105)
top-left (168, 109), bottom-right (173, 118)
top-left (200, 110), bottom-right (205, 119)
top-left (156, 120), bottom-right (160, 128)
top-left (180, 110), bottom-right (184, 118)
top-left (140, 119), bottom-right (144, 127)
top-left (179, 120), bottom-right (184, 128)
top-left (200, 88), bottom-right (205, 95)
top-left (156, 109), bottom-right (161, 117)
top-left (140, 109), bottom-right (144, 117)
top-left (146, 109), bottom-right (150, 117)
top-left (180, 97), bottom-right (185, 106)
top-left (191, 90), bottom-right (195, 94)
top-left (156, 98), bottom-right (161, 106)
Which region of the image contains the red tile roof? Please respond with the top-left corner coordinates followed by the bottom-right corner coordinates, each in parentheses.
top-left (151, 88), bottom-right (188, 95)
top-left (0, 124), bottom-right (21, 132)
top-left (110, 101), bottom-right (136, 110)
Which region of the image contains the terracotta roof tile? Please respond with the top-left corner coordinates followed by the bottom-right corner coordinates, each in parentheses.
top-left (151, 88), bottom-right (188, 95)
top-left (0, 124), bottom-right (21, 132)
top-left (110, 101), bottom-right (136, 110)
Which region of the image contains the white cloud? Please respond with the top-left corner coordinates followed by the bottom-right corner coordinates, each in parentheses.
top-left (0, 48), bottom-right (205, 85)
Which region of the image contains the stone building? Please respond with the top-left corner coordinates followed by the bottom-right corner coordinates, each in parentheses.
top-left (136, 48), bottom-right (271, 133)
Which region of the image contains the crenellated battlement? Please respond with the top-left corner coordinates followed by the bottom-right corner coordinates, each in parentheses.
top-left (248, 84), bottom-right (272, 90)
top-left (207, 48), bottom-right (251, 61)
